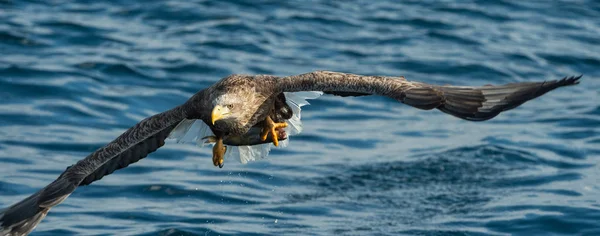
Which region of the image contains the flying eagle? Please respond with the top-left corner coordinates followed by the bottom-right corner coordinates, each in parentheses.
top-left (0, 71), bottom-right (581, 235)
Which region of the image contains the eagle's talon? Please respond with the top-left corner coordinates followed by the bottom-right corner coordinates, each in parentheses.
top-left (212, 137), bottom-right (226, 168)
top-left (261, 116), bottom-right (288, 146)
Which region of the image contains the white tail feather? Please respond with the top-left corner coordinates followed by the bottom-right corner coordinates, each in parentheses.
top-left (168, 119), bottom-right (214, 147)
top-left (167, 91), bottom-right (322, 164)
top-left (283, 91), bottom-right (322, 135)
top-left (231, 144), bottom-right (273, 164)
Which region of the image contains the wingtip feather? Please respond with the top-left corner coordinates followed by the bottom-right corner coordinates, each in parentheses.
top-left (560, 75), bottom-right (582, 86)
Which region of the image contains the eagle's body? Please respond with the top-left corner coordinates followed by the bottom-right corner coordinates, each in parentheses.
top-left (188, 74), bottom-right (280, 136)
top-left (0, 71), bottom-right (581, 235)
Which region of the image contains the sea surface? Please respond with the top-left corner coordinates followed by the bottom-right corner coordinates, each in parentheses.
top-left (1, 1), bottom-right (599, 235)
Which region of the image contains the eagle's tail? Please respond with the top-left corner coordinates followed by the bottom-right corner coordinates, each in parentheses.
top-left (1, 178), bottom-right (73, 236)
top-left (433, 75), bottom-right (581, 121)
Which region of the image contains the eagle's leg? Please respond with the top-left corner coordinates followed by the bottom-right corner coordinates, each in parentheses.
top-left (260, 116), bottom-right (288, 146)
top-left (211, 136), bottom-right (226, 168)
top-left (201, 135), bottom-right (226, 167)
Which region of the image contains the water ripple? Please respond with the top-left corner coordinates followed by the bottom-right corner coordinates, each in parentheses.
top-left (1, 0), bottom-right (599, 235)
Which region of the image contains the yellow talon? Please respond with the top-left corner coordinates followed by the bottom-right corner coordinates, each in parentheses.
top-left (261, 116), bottom-right (288, 146)
top-left (212, 136), bottom-right (226, 168)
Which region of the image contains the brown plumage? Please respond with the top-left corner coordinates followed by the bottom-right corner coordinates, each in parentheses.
top-left (0, 71), bottom-right (581, 235)
top-left (276, 71), bottom-right (581, 121)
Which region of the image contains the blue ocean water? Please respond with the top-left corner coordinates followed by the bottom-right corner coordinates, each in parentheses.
top-left (1, 0), bottom-right (599, 235)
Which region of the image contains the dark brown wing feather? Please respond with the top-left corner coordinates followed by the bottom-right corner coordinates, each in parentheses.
top-left (276, 71), bottom-right (581, 121)
top-left (0, 105), bottom-right (188, 235)
top-left (323, 91), bottom-right (371, 97)
top-left (413, 76), bottom-right (581, 121)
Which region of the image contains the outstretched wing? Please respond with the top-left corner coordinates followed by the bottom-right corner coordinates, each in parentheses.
top-left (276, 71), bottom-right (581, 121)
top-left (0, 103), bottom-right (190, 235)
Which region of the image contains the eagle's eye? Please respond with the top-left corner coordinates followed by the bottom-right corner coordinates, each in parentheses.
top-left (226, 104), bottom-right (234, 109)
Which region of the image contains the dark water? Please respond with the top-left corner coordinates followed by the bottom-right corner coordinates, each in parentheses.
top-left (1, 0), bottom-right (599, 235)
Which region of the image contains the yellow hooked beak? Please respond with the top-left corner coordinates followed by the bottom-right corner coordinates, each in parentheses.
top-left (211, 105), bottom-right (229, 125)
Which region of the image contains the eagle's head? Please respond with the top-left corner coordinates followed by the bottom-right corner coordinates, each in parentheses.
top-left (211, 93), bottom-right (247, 130)
top-left (209, 75), bottom-right (262, 135)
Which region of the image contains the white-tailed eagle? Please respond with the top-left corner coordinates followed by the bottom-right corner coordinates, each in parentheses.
top-left (0, 71), bottom-right (581, 235)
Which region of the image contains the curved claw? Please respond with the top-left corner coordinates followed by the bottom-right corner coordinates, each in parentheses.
top-left (260, 117), bottom-right (288, 146)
